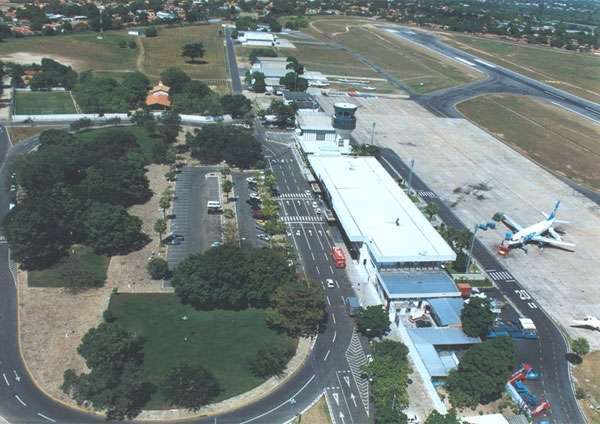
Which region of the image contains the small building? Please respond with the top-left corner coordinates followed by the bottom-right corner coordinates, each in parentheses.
top-left (408, 327), bottom-right (480, 377)
top-left (238, 31), bottom-right (276, 47)
top-left (428, 297), bottom-right (465, 327)
top-left (145, 81), bottom-right (171, 110)
top-left (282, 90), bottom-right (318, 111)
top-left (295, 110), bottom-right (350, 155)
top-left (251, 57), bottom-right (328, 89)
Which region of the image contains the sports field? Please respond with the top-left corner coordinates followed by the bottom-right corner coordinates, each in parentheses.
top-left (307, 19), bottom-right (483, 93)
top-left (0, 31), bottom-right (138, 72)
top-left (140, 24), bottom-right (227, 84)
top-left (457, 94), bottom-right (600, 190)
top-left (107, 293), bottom-right (295, 409)
top-left (443, 34), bottom-right (600, 103)
top-left (14, 91), bottom-right (77, 115)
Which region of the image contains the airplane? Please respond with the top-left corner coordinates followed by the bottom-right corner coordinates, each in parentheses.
top-left (495, 201), bottom-right (575, 254)
top-left (571, 316), bottom-right (600, 332)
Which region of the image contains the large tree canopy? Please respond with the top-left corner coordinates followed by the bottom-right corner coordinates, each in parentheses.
top-left (446, 337), bottom-right (515, 408)
top-left (356, 305), bottom-right (391, 339)
top-left (161, 365), bottom-right (220, 410)
top-left (171, 246), bottom-right (294, 309)
top-left (186, 125), bottom-right (263, 169)
top-left (460, 297), bottom-right (495, 338)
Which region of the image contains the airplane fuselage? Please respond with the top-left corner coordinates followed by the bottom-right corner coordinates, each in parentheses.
top-left (511, 219), bottom-right (554, 243)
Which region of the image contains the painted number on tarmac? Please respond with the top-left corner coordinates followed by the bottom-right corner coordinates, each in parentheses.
top-left (515, 289), bottom-right (531, 300)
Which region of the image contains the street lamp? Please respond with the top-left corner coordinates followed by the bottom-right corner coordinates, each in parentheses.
top-left (465, 221), bottom-right (496, 273)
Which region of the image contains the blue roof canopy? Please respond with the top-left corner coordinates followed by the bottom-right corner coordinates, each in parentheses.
top-left (428, 298), bottom-right (465, 326)
top-left (380, 271), bottom-right (460, 299)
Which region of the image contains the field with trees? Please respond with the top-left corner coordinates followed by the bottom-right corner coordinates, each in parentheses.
top-left (140, 25), bottom-right (227, 84)
top-left (458, 94), bottom-right (600, 191)
top-left (105, 293), bottom-right (295, 409)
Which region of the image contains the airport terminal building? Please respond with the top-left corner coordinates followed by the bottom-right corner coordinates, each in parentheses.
top-left (308, 155), bottom-right (459, 306)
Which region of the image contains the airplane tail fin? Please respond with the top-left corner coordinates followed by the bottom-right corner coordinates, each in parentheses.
top-left (547, 200), bottom-right (561, 221)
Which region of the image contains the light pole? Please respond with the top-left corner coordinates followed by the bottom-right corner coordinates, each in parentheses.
top-left (407, 159), bottom-right (415, 195)
top-left (289, 397), bottom-right (297, 421)
top-left (370, 122), bottom-right (376, 145)
top-left (466, 221), bottom-right (496, 273)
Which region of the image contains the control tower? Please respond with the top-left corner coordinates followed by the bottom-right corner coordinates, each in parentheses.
top-left (331, 102), bottom-right (357, 142)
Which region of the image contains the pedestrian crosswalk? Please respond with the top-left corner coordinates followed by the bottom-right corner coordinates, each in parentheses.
top-left (282, 215), bottom-right (322, 223)
top-left (278, 192), bottom-right (312, 199)
top-left (417, 190), bottom-right (437, 198)
top-left (487, 270), bottom-right (515, 281)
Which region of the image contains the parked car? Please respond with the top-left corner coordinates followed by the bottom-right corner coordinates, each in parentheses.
top-left (311, 201), bottom-right (318, 209)
top-left (256, 220), bottom-right (268, 227)
top-left (257, 233), bottom-right (271, 241)
top-left (249, 192), bottom-right (261, 200)
top-left (304, 190), bottom-right (311, 197)
top-left (252, 210), bottom-right (265, 219)
top-left (211, 241), bottom-right (223, 248)
top-left (246, 177), bottom-right (257, 184)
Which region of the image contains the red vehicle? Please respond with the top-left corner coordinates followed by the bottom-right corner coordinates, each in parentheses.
top-left (331, 247), bottom-right (346, 268)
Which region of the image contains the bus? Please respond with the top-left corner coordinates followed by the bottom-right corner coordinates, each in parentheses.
top-left (331, 246), bottom-right (346, 268)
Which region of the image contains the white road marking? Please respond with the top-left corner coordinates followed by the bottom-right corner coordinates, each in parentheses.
top-left (239, 374), bottom-right (316, 423)
top-left (332, 314), bottom-right (336, 325)
top-left (14, 395), bottom-right (26, 406)
top-left (327, 296), bottom-right (332, 306)
top-left (37, 413), bottom-right (56, 423)
top-left (329, 265), bottom-right (335, 274)
top-left (315, 265), bottom-right (320, 275)
top-left (324, 349), bottom-right (331, 361)
top-left (2, 373), bottom-right (9, 386)
top-left (332, 331), bottom-right (337, 343)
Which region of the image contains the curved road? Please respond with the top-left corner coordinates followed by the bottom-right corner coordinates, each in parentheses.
top-left (0, 128), bottom-right (370, 424)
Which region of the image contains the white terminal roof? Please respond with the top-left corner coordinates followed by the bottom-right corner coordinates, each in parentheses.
top-left (308, 155), bottom-right (456, 264)
top-left (297, 110), bottom-right (336, 132)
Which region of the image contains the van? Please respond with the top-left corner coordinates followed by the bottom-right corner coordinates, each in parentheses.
top-left (207, 201), bottom-right (222, 213)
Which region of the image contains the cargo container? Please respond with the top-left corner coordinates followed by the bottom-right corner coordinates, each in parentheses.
top-left (331, 246), bottom-right (346, 268)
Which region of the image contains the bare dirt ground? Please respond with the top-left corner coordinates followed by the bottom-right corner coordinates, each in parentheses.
top-left (573, 351), bottom-right (600, 424)
top-left (18, 162), bottom-right (171, 406)
top-left (1, 52), bottom-right (81, 69)
top-left (294, 396), bottom-right (331, 423)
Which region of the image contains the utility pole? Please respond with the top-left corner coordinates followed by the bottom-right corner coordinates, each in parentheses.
top-left (369, 122), bottom-right (376, 145)
top-left (407, 159), bottom-right (415, 195)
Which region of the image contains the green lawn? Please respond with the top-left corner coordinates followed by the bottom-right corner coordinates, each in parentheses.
top-left (28, 245), bottom-right (109, 288)
top-left (14, 91), bottom-right (77, 115)
top-left (108, 293), bottom-right (295, 409)
top-left (75, 126), bottom-right (162, 163)
top-left (444, 34), bottom-right (600, 103)
top-left (0, 31), bottom-right (138, 72)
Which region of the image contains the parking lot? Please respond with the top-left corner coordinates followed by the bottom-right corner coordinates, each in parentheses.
top-left (167, 167), bottom-right (222, 272)
top-left (232, 171), bottom-right (267, 248)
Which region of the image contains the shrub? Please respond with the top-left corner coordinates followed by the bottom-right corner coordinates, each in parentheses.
top-left (147, 257), bottom-right (170, 279)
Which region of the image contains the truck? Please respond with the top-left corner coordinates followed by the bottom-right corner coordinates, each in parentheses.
top-left (345, 297), bottom-right (361, 316)
top-left (324, 208), bottom-right (336, 223)
top-left (310, 182), bottom-right (322, 194)
top-left (331, 246), bottom-right (346, 268)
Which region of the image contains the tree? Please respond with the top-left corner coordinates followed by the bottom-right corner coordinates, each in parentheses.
top-left (187, 125), bottom-right (263, 169)
top-left (222, 179), bottom-right (234, 201)
top-left (154, 218), bottom-right (167, 242)
top-left (446, 337), bottom-right (515, 408)
top-left (266, 279), bottom-right (326, 337)
top-left (460, 297), bottom-right (495, 338)
top-left (128, 40), bottom-right (137, 49)
top-left (145, 26), bottom-right (158, 37)
top-left (248, 48), bottom-right (277, 63)
top-left (159, 195), bottom-right (172, 218)
top-left (571, 337), bottom-right (590, 358)
top-left (220, 94), bottom-right (252, 118)
top-left (147, 257), bottom-right (170, 279)
top-left (249, 343), bottom-right (295, 378)
top-left (424, 202), bottom-right (439, 221)
top-left (425, 410), bottom-right (462, 424)
top-left (84, 203), bottom-right (148, 255)
top-left (181, 42), bottom-right (206, 63)
top-left (365, 340), bottom-right (411, 419)
top-left (356, 306), bottom-right (391, 339)
top-left (161, 365), bottom-right (220, 410)
top-left (158, 110), bottom-right (182, 144)
top-left (279, 71), bottom-right (308, 92)
top-left (62, 322), bottom-right (152, 420)
top-left (160, 67), bottom-right (191, 94)
top-left (251, 72), bottom-right (266, 93)
top-left (268, 99), bottom-right (296, 126)
top-left (376, 405), bottom-right (408, 424)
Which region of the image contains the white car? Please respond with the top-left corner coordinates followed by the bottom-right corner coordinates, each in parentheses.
top-left (246, 177), bottom-right (256, 184)
top-left (326, 279), bottom-right (335, 288)
top-left (315, 208), bottom-right (321, 215)
top-left (311, 201), bottom-right (318, 209)
top-left (249, 192), bottom-right (261, 200)
top-left (304, 190), bottom-right (311, 197)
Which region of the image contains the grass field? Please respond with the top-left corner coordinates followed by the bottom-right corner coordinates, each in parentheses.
top-left (0, 32), bottom-right (138, 72)
top-left (76, 126), bottom-right (162, 163)
top-left (6, 126), bottom-right (59, 144)
top-left (28, 245), bottom-right (109, 288)
top-left (140, 24), bottom-right (227, 84)
top-left (458, 94), bottom-right (600, 190)
top-left (307, 20), bottom-right (483, 93)
top-left (14, 91), bottom-right (77, 115)
top-left (573, 351), bottom-right (600, 424)
top-left (108, 293), bottom-right (295, 409)
top-left (443, 34), bottom-right (600, 103)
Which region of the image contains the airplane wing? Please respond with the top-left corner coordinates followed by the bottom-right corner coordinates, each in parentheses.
top-left (532, 235), bottom-right (575, 249)
top-left (548, 227), bottom-right (562, 241)
top-left (501, 215), bottom-right (523, 232)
